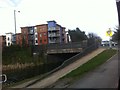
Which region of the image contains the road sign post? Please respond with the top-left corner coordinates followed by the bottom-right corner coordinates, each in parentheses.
top-left (106, 28), bottom-right (113, 48)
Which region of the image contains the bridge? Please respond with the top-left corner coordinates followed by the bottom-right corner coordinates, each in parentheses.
top-left (33, 41), bottom-right (99, 63)
top-left (33, 42), bottom-right (88, 54)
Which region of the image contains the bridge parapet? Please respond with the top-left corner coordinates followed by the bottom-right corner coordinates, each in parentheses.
top-left (33, 42), bottom-right (87, 54)
top-left (47, 48), bottom-right (83, 54)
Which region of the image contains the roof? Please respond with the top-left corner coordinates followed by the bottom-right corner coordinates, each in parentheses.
top-left (15, 33), bottom-right (22, 35)
top-left (21, 26), bottom-right (35, 29)
top-left (6, 32), bottom-right (13, 34)
top-left (0, 35), bottom-right (6, 37)
top-left (47, 20), bottom-right (57, 23)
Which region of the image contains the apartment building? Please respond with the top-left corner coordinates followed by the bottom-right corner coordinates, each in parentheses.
top-left (21, 26), bottom-right (34, 46)
top-left (20, 20), bottom-right (67, 46)
top-left (16, 33), bottom-right (22, 46)
top-left (35, 24), bottom-right (48, 45)
top-left (0, 35), bottom-right (6, 48)
top-left (47, 20), bottom-right (66, 44)
top-left (62, 27), bottom-right (67, 43)
top-left (6, 32), bottom-right (13, 46)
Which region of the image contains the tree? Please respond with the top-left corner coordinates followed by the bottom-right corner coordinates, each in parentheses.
top-left (87, 33), bottom-right (102, 46)
top-left (68, 27), bottom-right (88, 42)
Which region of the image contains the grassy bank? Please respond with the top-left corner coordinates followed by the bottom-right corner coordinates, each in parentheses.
top-left (62, 49), bottom-right (117, 79)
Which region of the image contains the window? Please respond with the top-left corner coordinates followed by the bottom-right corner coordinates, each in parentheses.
top-left (40, 34), bottom-right (42, 37)
top-left (8, 43), bottom-right (10, 46)
top-left (44, 33), bottom-right (46, 36)
top-left (35, 35), bottom-right (38, 38)
top-left (44, 39), bottom-right (46, 42)
top-left (39, 28), bottom-right (42, 31)
top-left (8, 37), bottom-right (9, 41)
top-left (40, 40), bottom-right (42, 43)
top-left (34, 27), bottom-right (37, 29)
top-left (35, 40), bottom-right (38, 43)
top-left (30, 30), bottom-right (33, 34)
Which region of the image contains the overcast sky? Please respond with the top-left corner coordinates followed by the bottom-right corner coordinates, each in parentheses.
top-left (0, 0), bottom-right (119, 40)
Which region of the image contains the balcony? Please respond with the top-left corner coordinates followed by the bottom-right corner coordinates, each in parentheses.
top-left (28, 30), bottom-right (34, 35)
top-left (48, 33), bottom-right (60, 37)
top-left (48, 27), bottom-right (60, 32)
top-left (28, 35), bottom-right (34, 40)
top-left (48, 39), bottom-right (60, 43)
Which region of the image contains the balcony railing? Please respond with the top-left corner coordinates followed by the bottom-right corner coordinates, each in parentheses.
top-left (48, 33), bottom-right (60, 37)
top-left (48, 27), bottom-right (60, 31)
top-left (49, 39), bottom-right (60, 43)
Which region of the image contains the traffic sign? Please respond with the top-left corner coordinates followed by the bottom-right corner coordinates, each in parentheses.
top-left (106, 28), bottom-right (113, 37)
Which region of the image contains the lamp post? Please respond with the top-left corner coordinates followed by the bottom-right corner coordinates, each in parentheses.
top-left (14, 10), bottom-right (20, 34)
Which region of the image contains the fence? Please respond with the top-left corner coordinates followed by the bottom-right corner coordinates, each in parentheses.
top-left (26, 43), bottom-right (98, 87)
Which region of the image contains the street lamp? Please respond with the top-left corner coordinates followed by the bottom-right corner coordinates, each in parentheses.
top-left (14, 10), bottom-right (20, 34)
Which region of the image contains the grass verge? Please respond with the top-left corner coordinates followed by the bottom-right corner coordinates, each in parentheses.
top-left (61, 49), bottom-right (117, 79)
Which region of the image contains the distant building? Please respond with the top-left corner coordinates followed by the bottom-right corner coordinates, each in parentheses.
top-left (62, 27), bottom-right (67, 43)
top-left (21, 26), bottom-right (35, 46)
top-left (0, 35), bottom-right (6, 48)
top-left (47, 20), bottom-right (66, 44)
top-left (6, 32), bottom-right (13, 46)
top-left (12, 34), bottom-right (16, 45)
top-left (16, 33), bottom-right (22, 46)
top-left (66, 31), bottom-right (71, 43)
top-left (20, 20), bottom-right (67, 46)
top-left (36, 24), bottom-right (48, 45)
top-left (101, 40), bottom-right (117, 46)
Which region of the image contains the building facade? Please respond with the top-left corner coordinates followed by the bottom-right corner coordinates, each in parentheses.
top-left (0, 35), bottom-right (6, 48)
top-left (16, 33), bottom-right (22, 46)
top-left (21, 26), bottom-right (34, 46)
top-left (47, 20), bottom-right (66, 44)
top-left (6, 32), bottom-right (13, 46)
top-left (35, 24), bottom-right (48, 45)
top-left (20, 20), bottom-right (67, 46)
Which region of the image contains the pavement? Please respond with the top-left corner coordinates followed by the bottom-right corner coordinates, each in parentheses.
top-left (23, 48), bottom-right (105, 88)
top-left (67, 54), bottom-right (118, 88)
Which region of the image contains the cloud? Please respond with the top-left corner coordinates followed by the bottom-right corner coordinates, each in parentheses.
top-left (2, 0), bottom-right (22, 7)
top-left (10, 0), bottom-right (21, 6)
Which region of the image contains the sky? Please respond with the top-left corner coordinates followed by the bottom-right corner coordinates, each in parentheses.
top-left (0, 0), bottom-right (119, 40)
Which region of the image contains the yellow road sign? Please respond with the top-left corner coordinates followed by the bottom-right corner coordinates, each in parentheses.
top-left (106, 28), bottom-right (113, 36)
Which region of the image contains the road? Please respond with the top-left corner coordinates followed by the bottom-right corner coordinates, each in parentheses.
top-left (67, 54), bottom-right (118, 88)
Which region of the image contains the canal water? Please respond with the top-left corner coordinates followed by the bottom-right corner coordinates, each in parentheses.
top-left (2, 61), bottom-right (63, 86)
